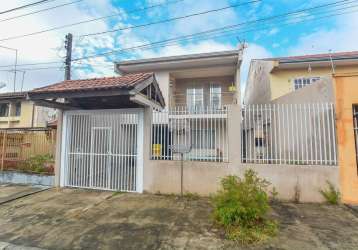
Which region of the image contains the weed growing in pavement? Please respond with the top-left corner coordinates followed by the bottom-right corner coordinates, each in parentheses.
top-left (212, 169), bottom-right (278, 244)
top-left (320, 181), bottom-right (341, 205)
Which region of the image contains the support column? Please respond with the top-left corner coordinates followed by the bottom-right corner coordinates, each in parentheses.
top-left (228, 104), bottom-right (241, 171)
top-left (54, 110), bottom-right (63, 187)
top-left (142, 107), bottom-right (153, 191)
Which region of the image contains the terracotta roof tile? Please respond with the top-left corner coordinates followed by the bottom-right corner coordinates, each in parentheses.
top-left (31, 72), bottom-right (153, 93)
top-left (263, 51), bottom-right (358, 62)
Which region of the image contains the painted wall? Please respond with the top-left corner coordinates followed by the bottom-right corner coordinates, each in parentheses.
top-left (270, 65), bottom-right (358, 100)
top-left (244, 60), bottom-right (358, 104)
top-left (0, 100), bottom-right (52, 128)
top-left (173, 76), bottom-right (235, 106)
top-left (334, 73), bottom-right (358, 204)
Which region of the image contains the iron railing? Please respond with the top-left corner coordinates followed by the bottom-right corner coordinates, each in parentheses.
top-left (241, 103), bottom-right (337, 166)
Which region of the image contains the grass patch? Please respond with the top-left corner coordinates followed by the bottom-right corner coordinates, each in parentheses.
top-left (212, 169), bottom-right (278, 244)
top-left (320, 181), bottom-right (341, 205)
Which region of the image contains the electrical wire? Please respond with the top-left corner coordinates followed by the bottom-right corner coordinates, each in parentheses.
top-left (0, 0), bottom-right (83, 23)
top-left (79, 0), bottom-right (261, 37)
top-left (0, 0), bottom-right (56, 15)
top-left (1, 0), bottom-right (358, 70)
top-left (0, 0), bottom-right (184, 42)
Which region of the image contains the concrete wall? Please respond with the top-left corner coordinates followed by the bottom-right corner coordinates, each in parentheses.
top-left (244, 60), bottom-right (357, 104)
top-left (272, 77), bottom-right (334, 103)
top-left (0, 171), bottom-right (54, 186)
top-left (143, 160), bottom-right (338, 203)
top-left (270, 65), bottom-right (357, 101)
top-left (334, 73), bottom-right (358, 204)
top-left (154, 72), bottom-right (170, 108)
top-left (244, 60), bottom-right (274, 104)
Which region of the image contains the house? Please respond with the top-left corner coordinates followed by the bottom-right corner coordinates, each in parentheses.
top-left (244, 51), bottom-right (358, 104)
top-left (28, 49), bottom-right (341, 203)
top-left (116, 50), bottom-right (242, 162)
top-left (0, 92), bottom-right (56, 128)
top-left (243, 50), bottom-right (358, 204)
top-left (28, 50), bottom-right (242, 195)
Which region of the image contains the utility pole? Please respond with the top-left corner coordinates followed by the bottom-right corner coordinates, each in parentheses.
top-left (64, 33), bottom-right (73, 80)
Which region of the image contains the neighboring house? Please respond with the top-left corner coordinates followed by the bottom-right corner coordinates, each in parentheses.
top-left (0, 92), bottom-right (56, 128)
top-left (244, 51), bottom-right (358, 104)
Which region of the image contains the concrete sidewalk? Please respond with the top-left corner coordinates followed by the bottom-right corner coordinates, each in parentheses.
top-left (0, 187), bottom-right (358, 249)
top-left (0, 184), bottom-right (50, 205)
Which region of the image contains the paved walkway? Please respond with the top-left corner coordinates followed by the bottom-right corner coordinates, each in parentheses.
top-left (0, 184), bottom-right (49, 205)
top-left (0, 186), bottom-right (358, 249)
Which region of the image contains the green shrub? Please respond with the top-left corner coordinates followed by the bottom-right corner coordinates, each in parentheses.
top-left (320, 181), bottom-right (341, 205)
top-left (20, 154), bottom-right (54, 174)
top-left (212, 169), bottom-right (278, 244)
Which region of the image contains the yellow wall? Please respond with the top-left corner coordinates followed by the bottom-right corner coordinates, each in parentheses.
top-left (0, 101), bottom-right (34, 128)
top-left (271, 65), bottom-right (358, 100)
top-left (334, 73), bottom-right (358, 204)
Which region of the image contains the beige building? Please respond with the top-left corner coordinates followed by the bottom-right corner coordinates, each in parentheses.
top-left (244, 51), bottom-right (358, 104)
top-left (0, 92), bottom-right (55, 128)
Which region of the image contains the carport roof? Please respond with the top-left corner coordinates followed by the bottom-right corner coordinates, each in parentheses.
top-left (31, 72), bottom-right (153, 93)
top-left (28, 72), bottom-right (165, 110)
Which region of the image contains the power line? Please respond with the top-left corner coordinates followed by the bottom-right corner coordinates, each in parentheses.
top-left (73, 0), bottom-right (358, 61)
top-left (0, 0), bottom-right (56, 15)
top-left (0, 0), bottom-right (83, 23)
top-left (79, 0), bottom-right (261, 38)
top-left (0, 0), bottom-right (184, 42)
top-left (1, 0), bottom-right (357, 70)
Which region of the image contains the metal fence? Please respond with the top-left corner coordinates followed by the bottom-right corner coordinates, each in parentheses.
top-left (0, 128), bottom-right (56, 172)
top-left (151, 106), bottom-right (229, 162)
top-left (62, 110), bottom-right (142, 192)
top-left (241, 103), bottom-right (337, 166)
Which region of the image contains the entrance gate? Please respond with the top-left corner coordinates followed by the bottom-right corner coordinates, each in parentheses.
top-left (60, 109), bottom-right (144, 192)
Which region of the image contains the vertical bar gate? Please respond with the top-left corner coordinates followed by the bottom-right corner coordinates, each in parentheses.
top-left (60, 109), bottom-right (144, 192)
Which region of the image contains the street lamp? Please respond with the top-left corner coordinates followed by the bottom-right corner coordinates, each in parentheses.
top-left (0, 45), bottom-right (18, 92)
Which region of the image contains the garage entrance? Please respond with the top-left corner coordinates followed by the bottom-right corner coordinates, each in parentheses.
top-left (60, 109), bottom-right (144, 192)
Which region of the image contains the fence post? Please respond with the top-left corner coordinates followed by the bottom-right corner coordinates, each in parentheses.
top-left (1, 131), bottom-right (6, 171)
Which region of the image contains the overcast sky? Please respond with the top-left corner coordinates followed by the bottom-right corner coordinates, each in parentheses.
top-left (0, 0), bottom-right (357, 93)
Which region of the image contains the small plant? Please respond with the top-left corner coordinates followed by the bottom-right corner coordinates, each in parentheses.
top-left (183, 192), bottom-right (200, 200)
top-left (19, 154), bottom-right (54, 174)
top-left (293, 179), bottom-right (301, 203)
top-left (320, 181), bottom-right (341, 205)
top-left (212, 169), bottom-right (278, 244)
top-left (270, 187), bottom-right (279, 202)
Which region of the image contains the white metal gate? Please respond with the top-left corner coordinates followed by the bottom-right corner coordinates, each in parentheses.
top-left (60, 109), bottom-right (144, 192)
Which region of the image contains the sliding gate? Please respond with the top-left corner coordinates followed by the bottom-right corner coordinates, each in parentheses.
top-left (60, 109), bottom-right (144, 192)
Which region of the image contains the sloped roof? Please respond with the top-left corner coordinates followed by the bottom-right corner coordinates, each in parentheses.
top-left (264, 51), bottom-right (358, 63)
top-left (31, 72), bottom-right (153, 93)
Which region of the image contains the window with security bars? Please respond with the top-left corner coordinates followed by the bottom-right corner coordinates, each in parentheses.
top-left (353, 105), bottom-right (358, 169)
top-left (186, 88), bottom-right (204, 110)
top-left (293, 77), bottom-right (321, 90)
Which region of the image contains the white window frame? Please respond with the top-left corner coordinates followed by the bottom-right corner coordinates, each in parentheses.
top-left (293, 77), bottom-right (321, 90)
top-left (209, 85), bottom-right (222, 108)
top-left (186, 88), bottom-right (204, 110)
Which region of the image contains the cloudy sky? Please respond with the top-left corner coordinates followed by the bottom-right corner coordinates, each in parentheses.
top-left (0, 0), bottom-right (357, 93)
